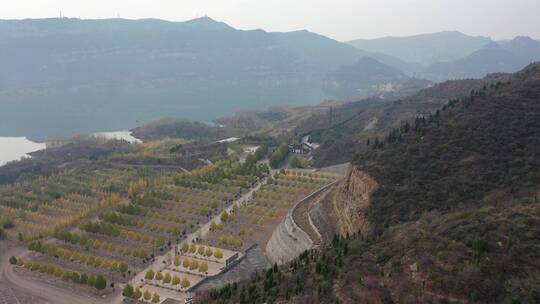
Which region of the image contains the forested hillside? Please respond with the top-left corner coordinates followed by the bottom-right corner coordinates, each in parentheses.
top-left (354, 63), bottom-right (540, 229)
top-left (199, 63), bottom-right (540, 304)
top-left (300, 72), bottom-right (510, 167)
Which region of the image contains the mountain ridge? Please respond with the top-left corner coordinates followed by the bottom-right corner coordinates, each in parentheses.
top-left (425, 36), bottom-right (540, 80)
top-left (347, 31), bottom-right (492, 66)
top-left (0, 17), bottom-right (415, 141)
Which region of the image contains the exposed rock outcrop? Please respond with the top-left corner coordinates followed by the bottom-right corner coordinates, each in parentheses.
top-left (265, 166), bottom-right (377, 264)
top-left (333, 165), bottom-right (378, 235)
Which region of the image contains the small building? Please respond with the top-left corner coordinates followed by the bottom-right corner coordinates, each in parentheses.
top-left (243, 145), bottom-right (259, 154)
top-left (302, 141), bottom-right (320, 151)
top-left (216, 137), bottom-right (240, 143)
top-left (288, 143), bottom-right (304, 154)
top-left (289, 142), bottom-right (319, 155)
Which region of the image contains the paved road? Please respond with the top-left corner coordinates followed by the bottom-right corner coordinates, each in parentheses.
top-left (128, 176), bottom-right (268, 299)
top-left (0, 175), bottom-right (268, 304)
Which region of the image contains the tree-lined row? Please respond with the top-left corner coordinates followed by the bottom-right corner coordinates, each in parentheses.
top-left (122, 284), bottom-right (161, 302)
top-left (100, 211), bottom-right (181, 235)
top-left (1, 168), bottom-right (134, 212)
top-left (180, 243), bottom-right (224, 259)
top-left (27, 240), bottom-right (129, 273)
top-left (81, 217), bottom-right (167, 246)
top-left (144, 270), bottom-right (192, 288)
top-left (10, 257), bottom-right (108, 291)
top-left (54, 230), bottom-right (149, 259)
top-left (173, 256), bottom-right (209, 273)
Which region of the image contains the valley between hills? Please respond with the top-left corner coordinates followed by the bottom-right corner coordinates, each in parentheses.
top-left (0, 13), bottom-right (540, 304)
top-left (1, 62), bottom-right (540, 304)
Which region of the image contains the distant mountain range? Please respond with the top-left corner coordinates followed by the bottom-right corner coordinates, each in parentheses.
top-left (348, 31), bottom-right (492, 66)
top-left (0, 17), bottom-right (538, 140)
top-left (424, 36), bottom-right (540, 81)
top-left (0, 17), bottom-right (422, 140)
top-left (348, 32), bottom-right (540, 81)
top-left (324, 57), bottom-right (432, 99)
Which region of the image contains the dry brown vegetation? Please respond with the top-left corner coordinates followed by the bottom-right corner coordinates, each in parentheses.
top-left (200, 63), bottom-right (540, 304)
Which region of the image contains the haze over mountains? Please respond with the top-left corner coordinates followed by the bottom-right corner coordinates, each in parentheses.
top-left (348, 31), bottom-right (493, 66)
top-left (324, 57), bottom-right (432, 99)
top-left (1, 17), bottom-right (539, 141)
top-left (349, 32), bottom-right (540, 81)
top-left (1, 7), bottom-right (540, 304)
top-left (197, 61), bottom-right (540, 304)
top-left (425, 36), bottom-right (540, 80)
top-left (0, 17), bottom-right (419, 140)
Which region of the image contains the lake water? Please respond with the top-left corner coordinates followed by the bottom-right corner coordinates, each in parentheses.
top-left (0, 131), bottom-right (140, 167)
top-left (0, 137), bottom-right (46, 167)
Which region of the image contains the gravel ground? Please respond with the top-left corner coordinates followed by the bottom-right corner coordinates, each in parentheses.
top-left (0, 280), bottom-right (49, 304)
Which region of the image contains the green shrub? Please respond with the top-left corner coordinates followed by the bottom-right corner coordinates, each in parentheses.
top-left (94, 274), bottom-right (107, 290)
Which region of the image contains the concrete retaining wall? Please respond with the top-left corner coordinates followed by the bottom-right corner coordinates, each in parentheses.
top-left (265, 181), bottom-right (338, 265)
top-left (265, 210), bottom-right (314, 265)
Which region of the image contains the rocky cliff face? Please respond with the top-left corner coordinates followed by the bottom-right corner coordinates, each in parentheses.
top-left (264, 166), bottom-right (377, 265)
top-left (332, 165), bottom-right (378, 235)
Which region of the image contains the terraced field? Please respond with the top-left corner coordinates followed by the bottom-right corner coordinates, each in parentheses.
top-left (4, 157), bottom-right (268, 302)
top-left (199, 170), bottom-right (337, 251)
top-left (1, 140), bottom-right (340, 303)
top-left (0, 168), bottom-right (139, 239)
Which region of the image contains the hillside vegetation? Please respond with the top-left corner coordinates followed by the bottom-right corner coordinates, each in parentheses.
top-left (355, 63), bottom-right (540, 229)
top-left (199, 63), bottom-right (540, 303)
top-left (130, 118), bottom-right (227, 141)
top-left (299, 73), bottom-right (510, 167)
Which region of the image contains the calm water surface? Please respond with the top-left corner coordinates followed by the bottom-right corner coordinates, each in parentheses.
top-left (0, 137), bottom-right (46, 166)
top-left (0, 131), bottom-right (140, 167)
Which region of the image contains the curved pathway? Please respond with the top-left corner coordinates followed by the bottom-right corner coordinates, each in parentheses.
top-left (0, 245), bottom-right (113, 304)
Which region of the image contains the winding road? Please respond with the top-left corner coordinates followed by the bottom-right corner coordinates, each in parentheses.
top-left (128, 177), bottom-right (267, 298)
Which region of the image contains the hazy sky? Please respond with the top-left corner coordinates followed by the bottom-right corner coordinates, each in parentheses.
top-left (2, 0), bottom-right (539, 41)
